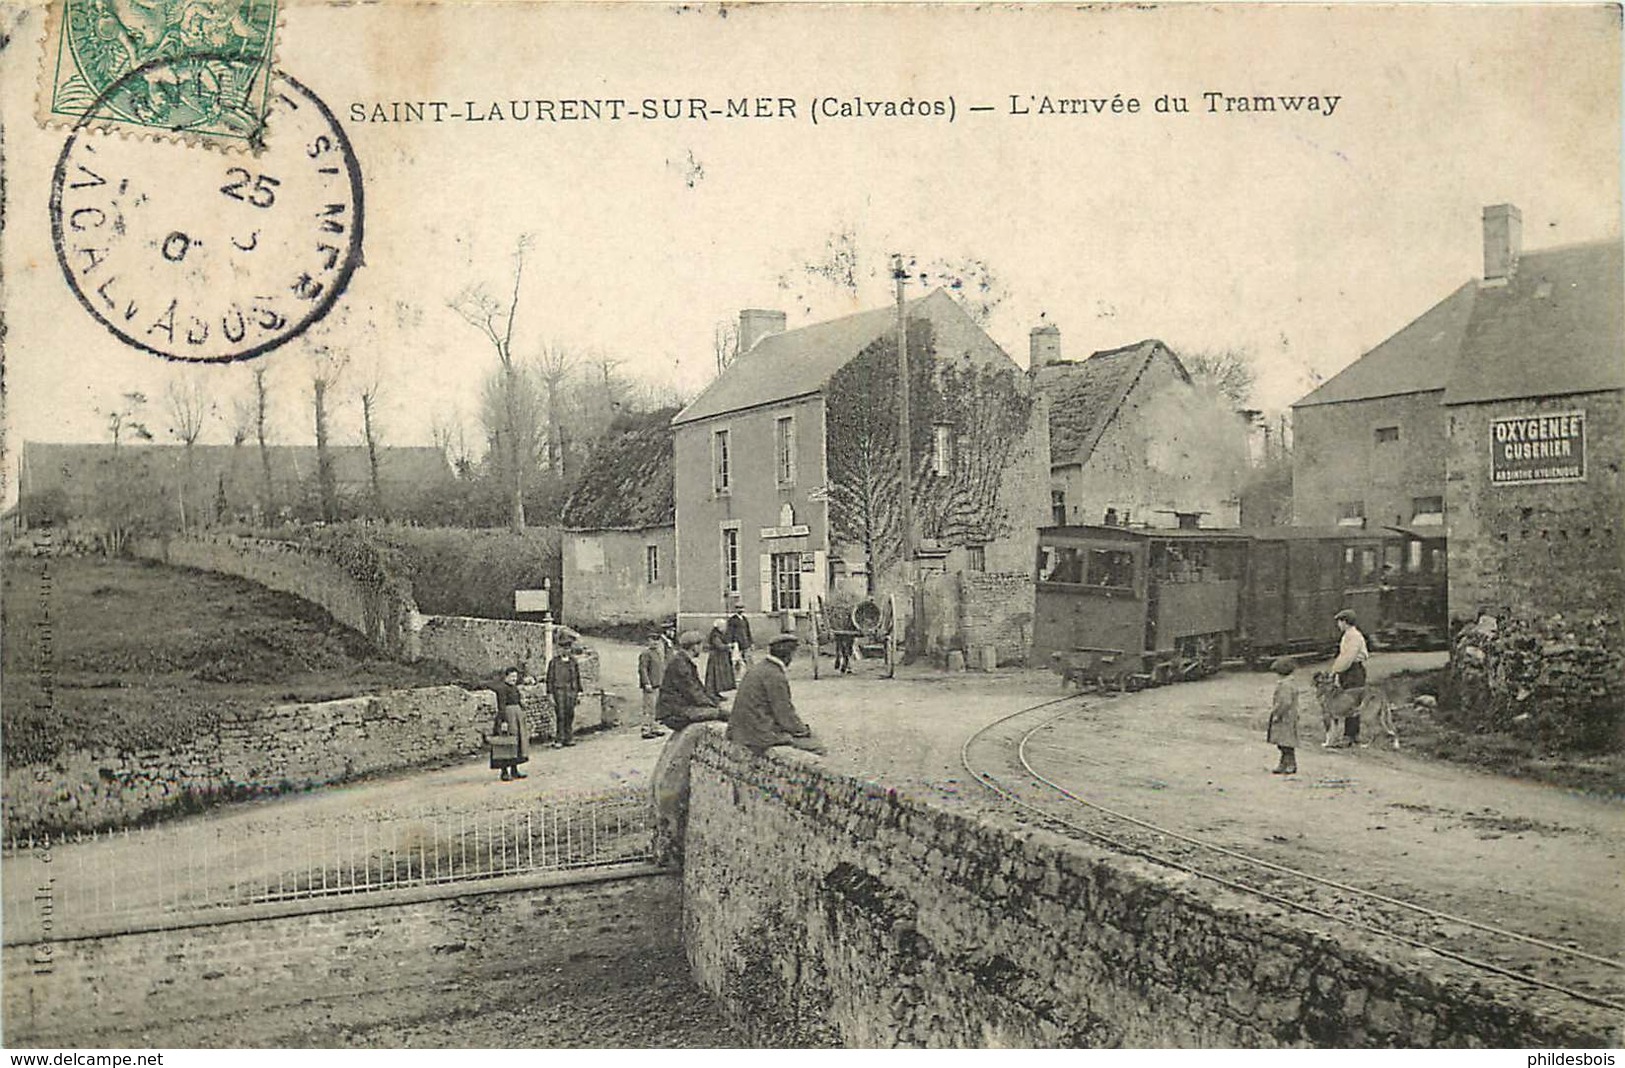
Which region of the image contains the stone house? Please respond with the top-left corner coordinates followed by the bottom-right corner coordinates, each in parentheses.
top-left (671, 291), bottom-right (1049, 653)
top-left (559, 408), bottom-right (678, 629)
top-left (1292, 204), bottom-right (1623, 624)
top-left (1031, 331), bottom-right (1249, 529)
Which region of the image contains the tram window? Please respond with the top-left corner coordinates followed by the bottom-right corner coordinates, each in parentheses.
top-left (1087, 549), bottom-right (1135, 589)
top-left (1408, 540), bottom-right (1423, 572)
top-left (1038, 544), bottom-right (1085, 584)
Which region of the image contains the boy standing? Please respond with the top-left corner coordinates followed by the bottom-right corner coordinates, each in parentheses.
top-left (1266, 657), bottom-right (1301, 775)
top-left (637, 631), bottom-right (668, 740)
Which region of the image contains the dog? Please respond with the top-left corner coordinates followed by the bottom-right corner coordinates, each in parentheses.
top-left (1311, 671), bottom-right (1400, 750)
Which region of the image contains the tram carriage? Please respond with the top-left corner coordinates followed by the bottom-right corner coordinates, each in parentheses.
top-left (1035, 524), bottom-right (1447, 686)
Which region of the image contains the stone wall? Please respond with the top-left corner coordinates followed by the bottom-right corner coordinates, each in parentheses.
top-left (1444, 390), bottom-right (1623, 623)
top-left (2, 868), bottom-right (678, 1046)
top-left (416, 615), bottom-right (600, 686)
top-left (680, 734), bottom-right (1609, 1047)
top-left (563, 528), bottom-right (678, 628)
top-left (133, 535), bottom-right (417, 658)
top-left (2, 684), bottom-right (596, 837)
top-left (1293, 391), bottom-right (1450, 530)
top-left (961, 572), bottom-right (1035, 664)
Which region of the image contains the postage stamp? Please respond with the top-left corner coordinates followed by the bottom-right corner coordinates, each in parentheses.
top-left (51, 63), bottom-right (364, 362)
top-left (40, 0), bottom-right (280, 147)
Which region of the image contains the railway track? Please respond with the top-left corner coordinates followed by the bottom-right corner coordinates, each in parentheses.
top-left (960, 694), bottom-right (1625, 1021)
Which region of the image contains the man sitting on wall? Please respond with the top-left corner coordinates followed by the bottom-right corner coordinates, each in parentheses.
top-left (725, 631), bottom-right (827, 756)
top-left (655, 630), bottom-right (726, 732)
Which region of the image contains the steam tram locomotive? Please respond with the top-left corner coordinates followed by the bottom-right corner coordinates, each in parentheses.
top-left (1034, 524), bottom-right (1447, 688)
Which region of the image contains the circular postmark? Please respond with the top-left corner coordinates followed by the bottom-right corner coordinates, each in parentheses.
top-left (50, 61), bottom-right (363, 363)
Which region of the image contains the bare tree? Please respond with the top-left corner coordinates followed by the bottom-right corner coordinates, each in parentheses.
top-left (534, 341), bottom-right (574, 479)
top-left (307, 342), bottom-right (350, 523)
top-left (713, 320), bottom-right (739, 376)
top-left (431, 407), bottom-right (474, 476)
top-left (1182, 347), bottom-right (1258, 408)
top-left (251, 366), bottom-right (275, 522)
top-left (165, 371), bottom-right (216, 533)
top-left (99, 391), bottom-right (153, 454)
top-left (93, 392), bottom-right (156, 555)
top-left (451, 236), bottom-right (535, 531)
top-left (356, 360), bottom-right (386, 516)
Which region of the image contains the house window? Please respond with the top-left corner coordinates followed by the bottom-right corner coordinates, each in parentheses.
top-left (1051, 490), bottom-right (1067, 526)
top-left (771, 552), bottom-right (803, 611)
top-left (1337, 501), bottom-right (1366, 528)
top-left (932, 423), bottom-right (953, 477)
top-left (713, 429), bottom-right (731, 494)
top-left (1411, 495), bottom-right (1444, 525)
top-left (775, 415), bottom-right (796, 486)
top-left (1374, 426), bottom-right (1400, 444)
top-left (645, 544), bottom-right (660, 584)
top-left (966, 545), bottom-right (986, 572)
top-left (721, 526), bottom-right (740, 595)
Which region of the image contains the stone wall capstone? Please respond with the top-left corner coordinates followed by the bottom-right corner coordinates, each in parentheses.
top-left (680, 734), bottom-right (1611, 1048)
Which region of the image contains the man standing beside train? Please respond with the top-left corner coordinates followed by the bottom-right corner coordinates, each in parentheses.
top-left (1329, 608), bottom-right (1371, 745)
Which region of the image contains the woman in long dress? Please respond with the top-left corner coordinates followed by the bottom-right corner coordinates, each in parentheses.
top-left (490, 666), bottom-right (529, 781)
top-left (705, 618), bottom-right (738, 694)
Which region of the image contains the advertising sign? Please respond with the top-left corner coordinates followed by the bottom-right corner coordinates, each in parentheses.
top-left (1491, 411), bottom-right (1586, 485)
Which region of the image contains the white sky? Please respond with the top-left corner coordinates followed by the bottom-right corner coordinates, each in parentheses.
top-left (3, 2), bottom-right (1620, 497)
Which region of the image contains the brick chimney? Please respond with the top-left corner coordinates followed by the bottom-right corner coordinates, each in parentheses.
top-left (739, 309), bottom-right (787, 354)
top-left (1030, 323), bottom-right (1061, 367)
top-left (1481, 204), bottom-right (1522, 286)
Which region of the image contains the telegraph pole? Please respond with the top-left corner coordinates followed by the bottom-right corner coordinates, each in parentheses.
top-left (893, 254), bottom-right (915, 570)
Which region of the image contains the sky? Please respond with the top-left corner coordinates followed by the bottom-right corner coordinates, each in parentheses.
top-left (2, 2), bottom-right (1620, 499)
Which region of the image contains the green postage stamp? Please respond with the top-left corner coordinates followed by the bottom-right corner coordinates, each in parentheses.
top-left (42, 0), bottom-right (280, 146)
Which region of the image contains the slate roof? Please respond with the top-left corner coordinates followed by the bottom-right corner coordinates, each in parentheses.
top-left (1036, 340), bottom-right (1191, 467)
top-left (1444, 240), bottom-right (1624, 406)
top-left (1294, 282), bottom-right (1477, 407)
top-left (1294, 239), bottom-right (1622, 409)
top-left (559, 408), bottom-right (677, 531)
top-left (672, 288), bottom-right (1014, 425)
top-left (19, 442), bottom-right (449, 501)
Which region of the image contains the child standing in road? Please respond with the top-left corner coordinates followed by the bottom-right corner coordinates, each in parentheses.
top-left (637, 631), bottom-right (668, 740)
top-left (1266, 657), bottom-right (1301, 775)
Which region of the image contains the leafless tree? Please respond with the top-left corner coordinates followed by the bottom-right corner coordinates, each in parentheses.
top-left (431, 407), bottom-right (474, 475)
top-left (251, 367), bottom-right (275, 521)
top-left (165, 371), bottom-right (216, 533)
top-left (1182, 347), bottom-right (1258, 408)
top-left (533, 341), bottom-right (575, 479)
top-left (306, 341), bottom-right (350, 523)
top-left (356, 359), bottom-right (387, 516)
top-left (451, 236), bottom-right (535, 531)
top-left (713, 320), bottom-right (739, 376)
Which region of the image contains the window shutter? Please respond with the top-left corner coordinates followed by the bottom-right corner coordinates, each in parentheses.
top-left (759, 553), bottom-right (772, 613)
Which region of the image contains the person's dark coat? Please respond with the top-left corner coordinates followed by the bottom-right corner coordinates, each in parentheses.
top-left (726, 611), bottom-right (753, 657)
top-left (489, 679), bottom-right (530, 769)
top-left (705, 626), bottom-right (738, 693)
top-left (656, 649), bottom-right (722, 727)
top-left (726, 656), bottom-right (814, 754)
top-left (1266, 676), bottom-right (1302, 748)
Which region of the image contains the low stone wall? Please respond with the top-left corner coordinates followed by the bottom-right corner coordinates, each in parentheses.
top-left (2, 867), bottom-right (678, 1046)
top-left (417, 615), bottom-right (600, 686)
top-left (961, 571), bottom-right (1034, 665)
top-left (680, 734), bottom-right (1609, 1047)
top-left (133, 535), bottom-right (416, 658)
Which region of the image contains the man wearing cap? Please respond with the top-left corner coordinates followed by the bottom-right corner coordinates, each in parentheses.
top-left (726, 631), bottom-right (826, 756)
top-left (1328, 609), bottom-right (1370, 745)
top-left (545, 633), bottom-right (585, 748)
top-left (655, 630), bottom-right (726, 732)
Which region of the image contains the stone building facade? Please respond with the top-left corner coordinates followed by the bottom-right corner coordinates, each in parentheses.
top-left (673, 291), bottom-right (1049, 651)
top-left (1292, 205), bottom-right (1623, 626)
top-left (1033, 334), bottom-right (1248, 529)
